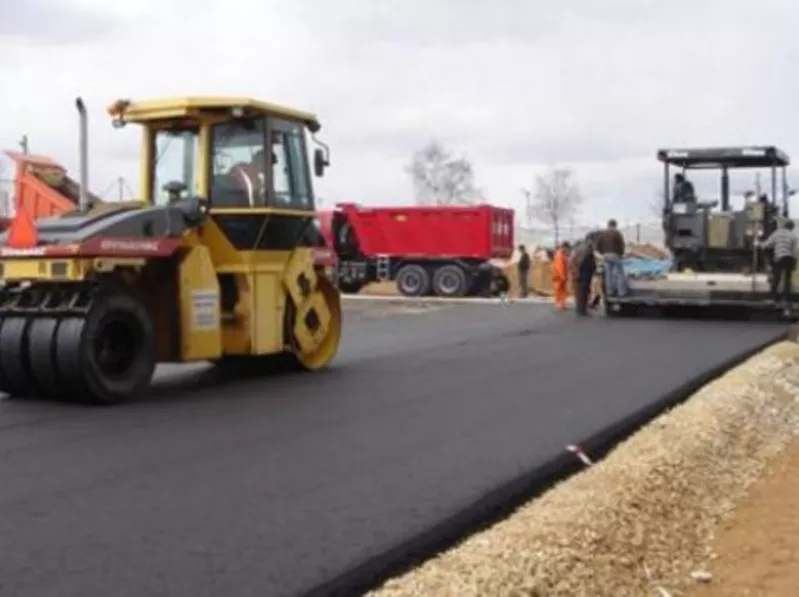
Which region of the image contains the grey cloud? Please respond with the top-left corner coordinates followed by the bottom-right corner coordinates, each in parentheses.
top-left (0, 0), bottom-right (131, 44)
top-left (286, 0), bottom-right (755, 47)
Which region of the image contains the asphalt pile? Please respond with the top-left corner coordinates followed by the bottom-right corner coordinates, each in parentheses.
top-left (369, 341), bottom-right (799, 597)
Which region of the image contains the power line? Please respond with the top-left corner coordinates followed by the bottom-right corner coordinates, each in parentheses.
top-left (97, 176), bottom-right (135, 201)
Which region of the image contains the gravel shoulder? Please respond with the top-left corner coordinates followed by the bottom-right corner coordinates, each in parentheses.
top-left (686, 437), bottom-right (799, 597)
top-left (371, 341), bottom-right (799, 597)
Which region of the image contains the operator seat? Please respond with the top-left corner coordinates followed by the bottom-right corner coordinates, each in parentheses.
top-left (211, 164), bottom-right (253, 208)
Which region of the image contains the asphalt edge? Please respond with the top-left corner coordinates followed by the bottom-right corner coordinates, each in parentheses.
top-left (301, 328), bottom-right (789, 597)
top-left (342, 294), bottom-right (558, 306)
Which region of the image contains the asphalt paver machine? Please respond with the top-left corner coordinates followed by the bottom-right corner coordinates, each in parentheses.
top-left (605, 145), bottom-right (798, 319)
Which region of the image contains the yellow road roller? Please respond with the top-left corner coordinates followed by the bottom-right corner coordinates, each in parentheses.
top-left (0, 96), bottom-right (342, 404)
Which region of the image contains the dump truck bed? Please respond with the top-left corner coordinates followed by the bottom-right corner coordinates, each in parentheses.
top-left (324, 203), bottom-right (515, 260)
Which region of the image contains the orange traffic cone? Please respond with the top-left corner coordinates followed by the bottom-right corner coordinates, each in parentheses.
top-left (6, 206), bottom-right (38, 249)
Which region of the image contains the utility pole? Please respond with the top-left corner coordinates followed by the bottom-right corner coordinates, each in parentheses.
top-left (19, 135), bottom-right (29, 155)
top-left (118, 177), bottom-right (125, 201)
top-left (521, 188), bottom-right (533, 230)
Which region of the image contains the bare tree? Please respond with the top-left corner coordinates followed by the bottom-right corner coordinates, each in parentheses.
top-left (649, 187), bottom-right (666, 220)
top-left (407, 140), bottom-right (479, 206)
top-left (524, 166), bottom-right (583, 244)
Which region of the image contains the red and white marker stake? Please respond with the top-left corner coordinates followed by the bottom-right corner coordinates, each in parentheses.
top-left (566, 444), bottom-right (594, 466)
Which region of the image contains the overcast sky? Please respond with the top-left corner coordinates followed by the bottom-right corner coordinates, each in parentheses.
top-left (2, 0), bottom-right (799, 226)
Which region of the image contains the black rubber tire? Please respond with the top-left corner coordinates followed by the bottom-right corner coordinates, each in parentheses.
top-left (432, 264), bottom-right (468, 297)
top-left (27, 318), bottom-right (64, 399)
top-left (395, 264), bottom-right (431, 297)
top-left (0, 317), bottom-right (36, 398)
top-left (55, 292), bottom-right (156, 405)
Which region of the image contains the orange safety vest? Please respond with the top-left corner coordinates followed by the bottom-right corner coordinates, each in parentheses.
top-left (552, 248), bottom-right (568, 282)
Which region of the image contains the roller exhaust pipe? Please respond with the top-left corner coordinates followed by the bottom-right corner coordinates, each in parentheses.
top-left (75, 97), bottom-right (90, 211)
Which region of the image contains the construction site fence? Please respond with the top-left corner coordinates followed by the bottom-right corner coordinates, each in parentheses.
top-left (516, 221), bottom-right (666, 248)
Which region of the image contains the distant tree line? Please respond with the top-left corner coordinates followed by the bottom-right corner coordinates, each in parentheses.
top-left (407, 140), bottom-right (583, 244)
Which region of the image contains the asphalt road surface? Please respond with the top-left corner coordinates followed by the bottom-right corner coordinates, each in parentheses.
top-left (0, 302), bottom-right (786, 597)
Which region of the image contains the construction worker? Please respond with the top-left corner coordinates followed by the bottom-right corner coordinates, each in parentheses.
top-left (595, 219), bottom-right (627, 297)
top-left (673, 173), bottom-right (696, 203)
top-left (571, 235), bottom-right (597, 316)
top-left (586, 230), bottom-right (604, 310)
top-left (552, 241), bottom-right (570, 310)
top-left (517, 244), bottom-right (531, 298)
top-left (758, 219), bottom-right (797, 311)
top-left (229, 149), bottom-right (267, 206)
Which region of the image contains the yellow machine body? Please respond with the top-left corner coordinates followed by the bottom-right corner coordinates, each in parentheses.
top-left (0, 96), bottom-right (341, 403)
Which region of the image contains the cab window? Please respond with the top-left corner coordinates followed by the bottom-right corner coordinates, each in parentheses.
top-left (210, 118), bottom-right (268, 207)
top-left (270, 119), bottom-right (313, 210)
top-left (152, 127), bottom-right (200, 206)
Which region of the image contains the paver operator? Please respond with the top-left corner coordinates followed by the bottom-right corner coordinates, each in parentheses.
top-left (673, 172), bottom-right (696, 204)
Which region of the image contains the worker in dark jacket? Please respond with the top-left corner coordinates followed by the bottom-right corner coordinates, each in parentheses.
top-left (517, 244), bottom-right (531, 298)
top-left (673, 173), bottom-right (696, 203)
top-left (571, 236), bottom-right (597, 316)
top-left (595, 219), bottom-right (627, 297)
top-left (759, 219), bottom-right (798, 310)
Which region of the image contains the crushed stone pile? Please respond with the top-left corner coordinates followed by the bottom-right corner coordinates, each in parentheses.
top-left (627, 243), bottom-right (669, 260)
top-left (369, 341), bottom-right (799, 597)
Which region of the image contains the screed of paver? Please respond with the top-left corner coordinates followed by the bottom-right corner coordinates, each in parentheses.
top-left (686, 437), bottom-right (799, 597)
top-left (369, 341), bottom-right (799, 597)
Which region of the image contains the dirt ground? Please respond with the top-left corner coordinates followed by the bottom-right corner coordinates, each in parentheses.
top-left (363, 281), bottom-right (398, 295)
top-left (687, 437), bottom-right (799, 597)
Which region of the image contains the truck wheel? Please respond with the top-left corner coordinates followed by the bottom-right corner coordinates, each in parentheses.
top-left (395, 264), bottom-right (430, 297)
top-left (55, 292), bottom-right (156, 404)
top-left (432, 264), bottom-right (468, 297)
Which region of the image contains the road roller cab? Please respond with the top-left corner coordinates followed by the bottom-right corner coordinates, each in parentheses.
top-left (0, 96), bottom-right (341, 404)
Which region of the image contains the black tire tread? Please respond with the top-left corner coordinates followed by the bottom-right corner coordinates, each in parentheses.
top-left (395, 264), bottom-right (430, 297)
top-left (432, 264), bottom-right (468, 297)
top-left (0, 317), bottom-right (36, 398)
top-left (55, 291), bottom-right (155, 405)
top-left (27, 318), bottom-right (63, 399)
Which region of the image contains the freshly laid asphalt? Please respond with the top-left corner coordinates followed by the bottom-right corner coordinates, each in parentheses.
top-left (0, 301), bottom-right (787, 597)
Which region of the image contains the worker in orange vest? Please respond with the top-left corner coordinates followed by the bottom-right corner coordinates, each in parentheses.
top-left (552, 241), bottom-right (571, 310)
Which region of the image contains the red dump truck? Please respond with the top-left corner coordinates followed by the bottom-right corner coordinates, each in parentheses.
top-left (0, 150), bottom-right (88, 230)
top-left (317, 202), bottom-right (515, 297)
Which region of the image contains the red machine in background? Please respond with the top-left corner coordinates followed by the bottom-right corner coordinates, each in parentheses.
top-left (0, 150), bottom-right (88, 230)
top-left (317, 202), bottom-right (514, 297)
